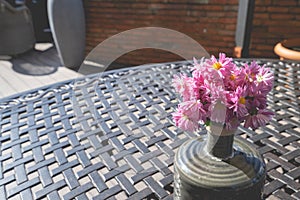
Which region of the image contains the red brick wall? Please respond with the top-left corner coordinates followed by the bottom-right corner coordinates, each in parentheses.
top-left (250, 0), bottom-right (300, 58)
top-left (83, 0), bottom-right (238, 67)
top-left (83, 0), bottom-right (300, 67)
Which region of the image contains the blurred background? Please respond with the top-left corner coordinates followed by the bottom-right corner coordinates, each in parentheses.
top-left (0, 0), bottom-right (300, 98)
top-left (83, 0), bottom-right (300, 66)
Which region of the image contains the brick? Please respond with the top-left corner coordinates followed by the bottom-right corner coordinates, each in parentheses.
top-left (255, 0), bottom-right (272, 6)
top-left (224, 5), bottom-right (238, 11)
top-left (225, 24), bottom-right (236, 31)
top-left (271, 0), bottom-right (298, 6)
top-left (270, 14), bottom-right (294, 20)
top-left (83, 0), bottom-right (299, 64)
top-left (267, 6), bottom-right (289, 13)
top-left (209, 18), bottom-right (236, 24)
top-left (218, 30), bottom-right (235, 36)
top-left (253, 20), bottom-right (265, 26)
top-left (266, 20), bottom-right (300, 27)
top-left (254, 13), bottom-right (270, 19)
top-left (255, 45), bottom-right (273, 51)
top-left (206, 12), bottom-right (226, 17)
top-left (199, 5), bottom-right (224, 11)
top-left (254, 6), bottom-right (267, 12)
top-left (269, 27), bottom-right (300, 34)
top-left (209, 0), bottom-right (227, 3)
top-left (289, 7), bottom-right (300, 14)
top-left (210, 0), bottom-right (238, 4)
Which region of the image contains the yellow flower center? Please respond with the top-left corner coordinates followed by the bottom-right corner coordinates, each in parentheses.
top-left (212, 62), bottom-right (222, 70)
top-left (239, 97), bottom-right (246, 105)
top-left (230, 74), bottom-right (236, 81)
top-left (246, 73), bottom-right (256, 82)
top-left (257, 75), bottom-right (263, 82)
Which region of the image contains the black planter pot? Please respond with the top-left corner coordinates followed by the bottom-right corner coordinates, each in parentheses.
top-left (174, 128), bottom-right (266, 200)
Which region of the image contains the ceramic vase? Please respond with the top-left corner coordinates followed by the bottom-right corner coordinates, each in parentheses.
top-left (174, 125), bottom-right (266, 200)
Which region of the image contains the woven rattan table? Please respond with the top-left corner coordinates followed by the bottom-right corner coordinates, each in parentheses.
top-left (0, 59), bottom-right (299, 200)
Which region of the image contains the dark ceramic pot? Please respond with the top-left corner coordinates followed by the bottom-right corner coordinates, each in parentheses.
top-left (174, 127), bottom-right (266, 200)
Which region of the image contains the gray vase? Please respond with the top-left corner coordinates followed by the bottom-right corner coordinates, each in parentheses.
top-left (174, 128), bottom-right (266, 200)
top-left (47, 0), bottom-right (85, 70)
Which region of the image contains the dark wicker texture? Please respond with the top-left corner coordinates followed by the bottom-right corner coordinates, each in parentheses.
top-left (0, 59), bottom-right (299, 199)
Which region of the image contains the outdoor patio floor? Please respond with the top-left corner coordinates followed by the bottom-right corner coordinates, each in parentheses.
top-left (0, 43), bottom-right (82, 99)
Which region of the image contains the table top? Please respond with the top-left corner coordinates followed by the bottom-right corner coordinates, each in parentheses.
top-left (0, 59), bottom-right (299, 200)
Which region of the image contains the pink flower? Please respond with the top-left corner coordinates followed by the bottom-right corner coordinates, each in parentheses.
top-left (172, 100), bottom-right (205, 132)
top-left (225, 109), bottom-right (240, 131)
top-left (192, 57), bottom-right (205, 71)
top-left (244, 109), bottom-right (274, 129)
top-left (206, 53), bottom-right (234, 78)
top-left (228, 86), bottom-right (248, 118)
top-left (223, 68), bottom-right (240, 91)
top-left (237, 61), bottom-right (260, 88)
top-left (172, 53), bottom-right (274, 132)
top-left (247, 94), bottom-right (267, 110)
top-left (191, 70), bottom-right (205, 97)
top-left (207, 84), bottom-right (227, 121)
top-left (172, 74), bottom-right (193, 101)
top-left (256, 66), bottom-right (274, 93)
top-left (209, 99), bottom-right (227, 123)
top-left (172, 111), bottom-right (199, 132)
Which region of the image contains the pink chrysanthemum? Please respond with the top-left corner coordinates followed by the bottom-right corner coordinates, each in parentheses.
top-left (225, 109), bottom-right (240, 131)
top-left (172, 53), bottom-right (274, 132)
top-left (256, 66), bottom-right (274, 94)
top-left (172, 74), bottom-right (193, 101)
top-left (206, 53), bottom-right (234, 78)
top-left (237, 61), bottom-right (256, 86)
top-left (172, 101), bottom-right (205, 132)
top-left (247, 94), bottom-right (267, 110)
top-left (228, 86), bottom-right (249, 118)
top-left (244, 109), bottom-right (274, 129)
top-left (209, 100), bottom-right (226, 123)
top-left (172, 111), bottom-right (199, 132)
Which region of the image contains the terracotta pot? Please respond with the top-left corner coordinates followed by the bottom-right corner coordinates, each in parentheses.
top-left (274, 38), bottom-right (300, 61)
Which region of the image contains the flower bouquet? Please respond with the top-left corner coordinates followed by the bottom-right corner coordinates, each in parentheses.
top-left (173, 53), bottom-right (274, 200)
top-left (172, 53), bottom-right (274, 133)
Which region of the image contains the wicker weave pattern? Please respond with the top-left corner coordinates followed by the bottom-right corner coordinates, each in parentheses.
top-left (0, 60), bottom-right (299, 199)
